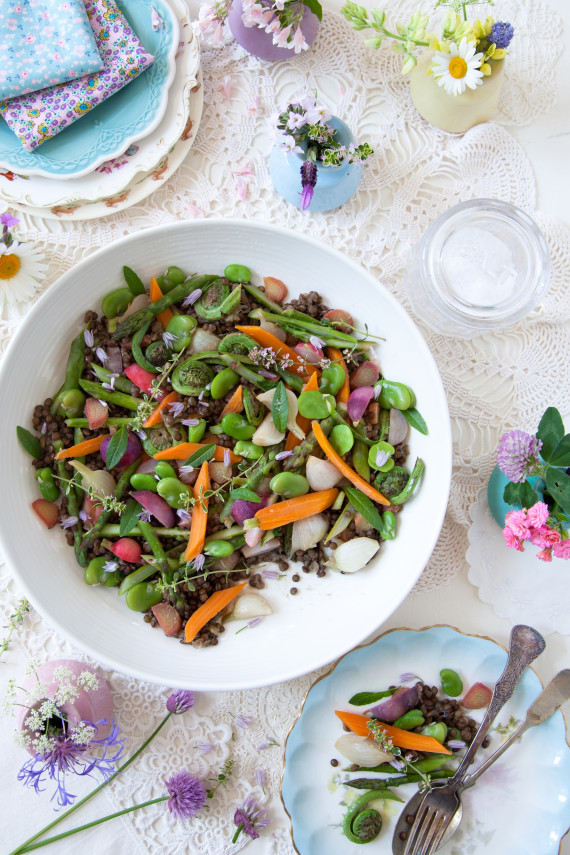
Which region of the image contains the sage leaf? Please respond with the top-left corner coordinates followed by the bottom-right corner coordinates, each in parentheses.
top-left (537, 407), bottom-right (564, 461)
top-left (105, 427), bottom-right (129, 470)
top-left (119, 499), bottom-right (142, 536)
top-left (402, 407), bottom-right (428, 436)
top-left (344, 485), bottom-right (387, 536)
top-left (16, 426), bottom-right (42, 459)
top-left (123, 265), bottom-right (146, 296)
top-left (272, 381), bottom-right (289, 434)
top-left (182, 443), bottom-right (216, 468)
top-left (348, 689), bottom-right (396, 706)
top-left (230, 488), bottom-right (262, 503)
top-left (303, 0), bottom-right (323, 21)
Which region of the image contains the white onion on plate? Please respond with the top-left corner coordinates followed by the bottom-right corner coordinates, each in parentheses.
top-left (291, 514), bottom-right (329, 553)
top-left (334, 734), bottom-right (393, 766)
top-left (190, 327), bottom-right (220, 353)
top-left (305, 455), bottom-right (343, 491)
top-left (328, 537), bottom-right (380, 572)
top-left (68, 460), bottom-right (116, 497)
top-left (388, 408), bottom-right (410, 446)
top-left (226, 593), bottom-right (273, 621)
top-left (257, 388), bottom-right (304, 439)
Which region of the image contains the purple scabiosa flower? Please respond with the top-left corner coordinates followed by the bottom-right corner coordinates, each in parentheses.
top-left (165, 769), bottom-right (207, 819)
top-left (166, 689), bottom-right (195, 715)
top-left (490, 21), bottom-right (514, 49)
top-left (299, 160), bottom-right (317, 210)
top-left (232, 794), bottom-right (271, 842)
top-left (183, 288), bottom-right (203, 307)
top-left (497, 429), bottom-right (543, 482)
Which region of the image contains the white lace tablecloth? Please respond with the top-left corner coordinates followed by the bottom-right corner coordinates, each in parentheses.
top-left (2, 0), bottom-right (570, 853)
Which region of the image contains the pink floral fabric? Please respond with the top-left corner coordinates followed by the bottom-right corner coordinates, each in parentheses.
top-left (0, 0), bottom-right (154, 151)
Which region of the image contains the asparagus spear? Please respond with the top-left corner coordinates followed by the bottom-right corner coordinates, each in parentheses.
top-left (283, 417), bottom-right (333, 470)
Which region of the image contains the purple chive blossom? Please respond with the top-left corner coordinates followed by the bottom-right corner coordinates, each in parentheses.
top-left (83, 329), bottom-right (94, 347)
top-left (198, 743), bottom-right (214, 754)
top-left (262, 568), bottom-right (279, 580)
top-left (135, 429), bottom-right (147, 440)
top-left (179, 465), bottom-right (195, 476)
top-left (168, 401), bottom-right (185, 418)
top-left (233, 714), bottom-right (252, 730)
top-left (193, 553), bottom-right (205, 571)
top-left (79, 510), bottom-right (89, 523)
top-left (183, 289), bottom-right (203, 307)
top-left (389, 757), bottom-right (405, 771)
top-left (399, 672), bottom-right (418, 683)
top-left (103, 560), bottom-right (119, 573)
top-left (182, 418), bottom-right (200, 427)
top-left (40, 422), bottom-right (47, 434)
top-left (97, 399), bottom-right (108, 408)
top-left (497, 430), bottom-right (543, 482)
top-left (309, 335), bottom-right (326, 350)
top-left (18, 718), bottom-right (124, 809)
top-left (299, 160), bottom-right (317, 211)
top-left (95, 347), bottom-right (108, 364)
top-left (60, 516), bottom-right (78, 529)
top-left (255, 768), bottom-right (266, 791)
top-left (373, 383), bottom-right (383, 400)
top-left (0, 212), bottom-right (19, 227)
top-left (198, 390), bottom-right (205, 402)
top-left (177, 508), bottom-right (192, 523)
top-left (166, 689), bottom-right (195, 714)
top-left (165, 770), bottom-right (207, 819)
top-left (162, 331), bottom-right (178, 348)
top-left (275, 450), bottom-right (293, 461)
top-left (248, 617), bottom-right (263, 629)
top-left (259, 370), bottom-right (278, 380)
top-left (233, 794), bottom-right (271, 842)
top-left (224, 447), bottom-right (231, 467)
top-left (447, 739), bottom-right (467, 750)
top-left (375, 448), bottom-right (390, 468)
top-left (490, 21), bottom-right (514, 49)
top-left (137, 509), bottom-right (153, 523)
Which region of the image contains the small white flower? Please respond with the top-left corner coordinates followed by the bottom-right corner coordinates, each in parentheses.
top-left (0, 240), bottom-right (47, 316)
top-left (431, 37), bottom-right (484, 96)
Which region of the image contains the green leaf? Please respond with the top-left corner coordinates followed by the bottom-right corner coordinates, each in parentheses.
top-left (230, 488), bottom-right (262, 503)
top-left (344, 485), bottom-right (387, 536)
top-left (272, 381), bottom-right (289, 434)
top-left (16, 426), bottom-right (42, 459)
top-left (123, 265), bottom-right (146, 296)
top-left (402, 407), bottom-right (428, 435)
top-left (536, 407), bottom-right (564, 461)
top-left (303, 0), bottom-right (323, 21)
top-left (119, 499), bottom-right (142, 536)
top-left (519, 480), bottom-right (539, 509)
top-left (550, 435), bottom-right (570, 467)
top-left (503, 481), bottom-right (522, 506)
top-left (545, 468), bottom-right (570, 516)
top-left (105, 427), bottom-right (129, 470)
top-left (182, 443), bottom-right (216, 468)
top-left (348, 689), bottom-right (396, 706)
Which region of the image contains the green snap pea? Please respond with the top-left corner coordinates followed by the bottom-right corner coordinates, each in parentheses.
top-left (221, 413), bottom-right (256, 440)
top-left (378, 380), bottom-right (416, 411)
top-left (17, 426), bottom-right (42, 459)
top-left (36, 467), bottom-right (59, 502)
top-left (101, 287), bottom-right (133, 319)
top-left (393, 709), bottom-right (425, 730)
top-left (156, 477), bottom-right (191, 509)
top-left (186, 419), bottom-right (207, 443)
top-left (298, 390), bottom-right (331, 420)
top-left (59, 389), bottom-right (87, 418)
top-left (165, 314), bottom-right (197, 351)
top-left (154, 461), bottom-right (177, 480)
top-left (204, 540), bottom-right (235, 557)
top-left (211, 367), bottom-right (240, 400)
top-left (440, 668), bottom-right (463, 697)
top-left (130, 473), bottom-right (158, 492)
top-left (319, 363), bottom-right (346, 396)
top-left (269, 472), bottom-right (309, 498)
top-left (233, 440), bottom-right (264, 460)
top-left (50, 330), bottom-right (86, 416)
top-left (224, 263), bottom-right (251, 283)
top-left (330, 424), bottom-right (354, 456)
top-left (368, 440), bottom-right (395, 472)
top-left (131, 320), bottom-right (158, 374)
top-left (125, 581), bottom-right (163, 612)
top-left (421, 722), bottom-right (447, 744)
top-left (352, 439), bottom-right (371, 481)
top-left (118, 564), bottom-right (159, 594)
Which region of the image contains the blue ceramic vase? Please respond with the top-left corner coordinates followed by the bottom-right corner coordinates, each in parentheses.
top-left (269, 116), bottom-right (362, 212)
top-left (487, 466), bottom-right (545, 528)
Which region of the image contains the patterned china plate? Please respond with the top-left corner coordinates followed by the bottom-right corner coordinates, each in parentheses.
top-left (281, 626), bottom-right (570, 855)
top-left (0, 0), bottom-right (178, 180)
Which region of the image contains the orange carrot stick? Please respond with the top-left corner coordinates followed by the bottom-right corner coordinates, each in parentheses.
top-left (327, 347), bottom-right (350, 404)
top-left (184, 582), bottom-right (248, 643)
top-left (235, 325), bottom-right (317, 378)
top-left (220, 385), bottom-right (244, 418)
top-left (54, 434), bottom-right (111, 459)
top-left (184, 461), bottom-right (210, 562)
top-left (153, 442), bottom-right (242, 463)
top-left (142, 391), bottom-right (179, 428)
top-left (150, 276), bottom-right (174, 329)
top-left (285, 371), bottom-right (321, 450)
top-left (335, 710), bottom-right (452, 755)
top-left (311, 420), bottom-right (389, 506)
top-left (255, 489), bottom-right (339, 530)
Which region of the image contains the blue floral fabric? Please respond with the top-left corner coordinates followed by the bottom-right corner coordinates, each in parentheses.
top-left (0, 0), bottom-right (103, 101)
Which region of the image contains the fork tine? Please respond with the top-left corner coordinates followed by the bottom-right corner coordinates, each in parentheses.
top-left (422, 816), bottom-right (452, 855)
top-left (415, 810), bottom-right (448, 855)
top-left (404, 806), bottom-right (448, 855)
top-left (402, 804), bottom-right (437, 855)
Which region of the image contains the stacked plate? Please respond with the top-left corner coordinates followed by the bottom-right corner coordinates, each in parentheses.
top-left (0, 0), bottom-right (201, 220)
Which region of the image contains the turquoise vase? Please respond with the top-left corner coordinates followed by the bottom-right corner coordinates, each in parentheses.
top-left (487, 466), bottom-right (545, 528)
top-left (268, 116), bottom-right (362, 213)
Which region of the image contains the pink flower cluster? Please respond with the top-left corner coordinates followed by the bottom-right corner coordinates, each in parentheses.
top-left (503, 501), bottom-right (570, 562)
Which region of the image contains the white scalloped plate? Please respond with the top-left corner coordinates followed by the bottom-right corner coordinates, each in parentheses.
top-left (282, 626), bottom-right (570, 855)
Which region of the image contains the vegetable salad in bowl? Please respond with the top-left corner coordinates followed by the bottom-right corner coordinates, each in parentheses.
top-left (19, 261), bottom-right (427, 649)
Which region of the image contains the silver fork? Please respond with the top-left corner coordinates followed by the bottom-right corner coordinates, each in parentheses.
top-left (395, 624), bottom-right (546, 855)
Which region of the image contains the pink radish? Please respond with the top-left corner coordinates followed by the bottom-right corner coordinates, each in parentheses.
top-left (462, 682), bottom-right (492, 709)
top-left (347, 387), bottom-right (375, 422)
top-left (124, 363), bottom-right (157, 395)
top-left (350, 361), bottom-right (380, 389)
top-left (111, 537), bottom-right (142, 563)
top-left (131, 490), bottom-right (176, 528)
top-left (32, 499), bottom-right (59, 529)
top-left (294, 342), bottom-right (323, 364)
top-left (263, 276), bottom-right (288, 303)
top-left (82, 493), bottom-right (104, 529)
top-left (323, 309), bottom-right (353, 330)
top-left (151, 603), bottom-right (182, 636)
top-left (84, 397), bottom-right (108, 430)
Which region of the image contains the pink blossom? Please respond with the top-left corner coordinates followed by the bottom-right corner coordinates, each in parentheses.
top-left (526, 501), bottom-right (549, 528)
top-left (537, 547), bottom-right (553, 562)
top-left (247, 97), bottom-right (259, 116)
top-left (272, 24), bottom-right (291, 47)
top-left (503, 526), bottom-right (525, 552)
top-left (187, 203), bottom-right (203, 218)
top-left (553, 540), bottom-right (570, 560)
top-left (292, 26), bottom-right (308, 53)
top-left (504, 509), bottom-right (529, 539)
top-left (219, 76), bottom-right (232, 101)
top-left (236, 176), bottom-right (249, 200)
top-left (233, 162), bottom-right (253, 177)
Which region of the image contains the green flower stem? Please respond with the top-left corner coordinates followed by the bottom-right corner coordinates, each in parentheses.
top-left (18, 797), bottom-right (167, 853)
top-left (9, 713), bottom-right (172, 855)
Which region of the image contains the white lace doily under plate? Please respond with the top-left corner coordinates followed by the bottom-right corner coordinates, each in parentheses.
top-left (0, 0), bottom-right (201, 218)
top-left (467, 486), bottom-right (570, 635)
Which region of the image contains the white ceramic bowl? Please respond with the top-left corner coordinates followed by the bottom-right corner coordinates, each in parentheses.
top-left (0, 221), bottom-right (452, 691)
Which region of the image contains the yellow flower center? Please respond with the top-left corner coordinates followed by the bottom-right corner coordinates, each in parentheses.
top-left (448, 57), bottom-right (468, 79)
top-left (0, 253), bottom-right (20, 280)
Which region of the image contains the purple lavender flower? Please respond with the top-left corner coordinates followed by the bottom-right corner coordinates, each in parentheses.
top-left (166, 690), bottom-right (195, 715)
top-left (232, 794), bottom-right (271, 842)
top-left (299, 160), bottom-right (317, 211)
top-left (490, 21), bottom-right (514, 49)
top-left (497, 429), bottom-right (543, 482)
top-left (165, 769), bottom-right (207, 819)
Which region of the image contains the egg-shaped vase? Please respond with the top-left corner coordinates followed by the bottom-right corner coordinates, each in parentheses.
top-left (409, 51), bottom-right (505, 133)
top-left (487, 466), bottom-right (545, 529)
top-left (269, 116), bottom-right (362, 212)
top-left (227, 0), bottom-right (320, 61)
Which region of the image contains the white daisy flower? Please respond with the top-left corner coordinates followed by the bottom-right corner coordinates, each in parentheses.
top-left (0, 240), bottom-right (47, 315)
top-left (431, 37), bottom-right (484, 96)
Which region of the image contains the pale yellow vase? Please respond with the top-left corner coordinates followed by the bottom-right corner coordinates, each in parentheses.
top-left (409, 51), bottom-right (505, 133)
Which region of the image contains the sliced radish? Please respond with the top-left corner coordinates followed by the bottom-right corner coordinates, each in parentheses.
top-left (350, 361), bottom-right (380, 389)
top-left (32, 499), bottom-right (59, 529)
top-left (82, 493), bottom-right (104, 529)
top-left (106, 345), bottom-right (123, 375)
top-left (111, 537), bottom-right (142, 563)
top-left (131, 490), bottom-right (176, 528)
top-left (294, 342), bottom-right (323, 364)
top-left (151, 603), bottom-right (182, 636)
top-left (244, 527), bottom-right (263, 548)
top-left (462, 682), bottom-right (492, 709)
top-left (347, 387), bottom-right (374, 422)
top-left (209, 461), bottom-right (232, 484)
top-left (124, 363), bottom-right (157, 395)
top-left (323, 309), bottom-right (353, 330)
top-left (241, 536), bottom-right (281, 557)
top-left (263, 276), bottom-right (288, 303)
top-left (84, 397), bottom-right (108, 430)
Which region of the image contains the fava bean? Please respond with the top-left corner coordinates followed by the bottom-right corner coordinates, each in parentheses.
top-left (393, 709), bottom-right (425, 730)
top-left (102, 287), bottom-right (133, 319)
top-left (269, 472), bottom-right (309, 498)
top-left (165, 266), bottom-right (187, 286)
top-left (221, 413), bottom-right (255, 440)
top-left (204, 540), bottom-right (235, 557)
top-left (154, 462), bottom-right (177, 480)
top-left (378, 380), bottom-right (416, 411)
top-left (352, 439), bottom-right (371, 481)
top-left (59, 389), bottom-right (86, 418)
top-left (186, 419), bottom-right (207, 443)
top-left (83, 556), bottom-right (120, 587)
top-left (381, 510), bottom-right (396, 540)
top-left (319, 363), bottom-right (346, 397)
top-left (36, 467), bottom-right (59, 502)
top-left (440, 668), bottom-right (463, 697)
top-left (421, 722), bottom-right (447, 744)
top-left (165, 315), bottom-right (197, 351)
top-left (298, 390), bottom-right (331, 420)
top-left (157, 477), bottom-right (191, 509)
top-left (125, 581), bottom-right (163, 612)
top-left (368, 440), bottom-right (395, 472)
top-left (211, 367), bottom-right (239, 400)
top-left (224, 263), bottom-right (251, 283)
top-left (130, 473), bottom-right (158, 492)
top-left (233, 440), bottom-right (264, 460)
top-left (330, 424), bottom-right (354, 456)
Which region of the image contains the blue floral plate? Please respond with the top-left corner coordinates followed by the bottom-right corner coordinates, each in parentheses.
top-left (281, 626), bottom-right (570, 855)
top-left (0, 0), bottom-right (178, 180)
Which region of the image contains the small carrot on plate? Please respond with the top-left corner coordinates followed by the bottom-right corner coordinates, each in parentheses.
top-left (184, 582), bottom-right (248, 643)
top-left (255, 488), bottom-right (339, 530)
top-left (150, 276), bottom-right (174, 329)
top-left (220, 385), bottom-right (244, 418)
top-left (54, 434), bottom-right (111, 459)
top-left (312, 420), bottom-right (389, 506)
top-left (335, 710), bottom-right (452, 755)
top-left (184, 461), bottom-right (210, 562)
top-left (142, 391), bottom-right (179, 428)
top-left (153, 442), bottom-right (242, 463)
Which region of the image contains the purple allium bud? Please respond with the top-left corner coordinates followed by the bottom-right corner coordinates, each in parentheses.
top-left (299, 160), bottom-right (318, 211)
top-left (166, 689), bottom-right (195, 714)
top-left (165, 769), bottom-right (207, 819)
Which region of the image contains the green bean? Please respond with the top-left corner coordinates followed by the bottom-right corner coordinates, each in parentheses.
top-left (241, 282), bottom-right (284, 314)
top-left (52, 440), bottom-right (87, 567)
top-left (78, 380), bottom-right (142, 411)
top-left (100, 524), bottom-right (189, 539)
top-left (389, 458), bottom-right (425, 504)
top-left (72, 427), bottom-right (85, 504)
top-left (273, 364), bottom-right (304, 394)
top-left (50, 330), bottom-right (86, 415)
top-left (344, 769), bottom-right (454, 790)
top-left (352, 439), bottom-right (371, 481)
top-left (131, 320), bottom-right (158, 374)
top-left (357, 754), bottom-right (453, 774)
top-left (118, 563), bottom-right (159, 595)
